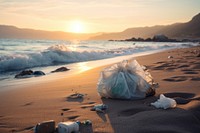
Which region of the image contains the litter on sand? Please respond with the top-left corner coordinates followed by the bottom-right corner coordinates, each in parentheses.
top-left (58, 121), bottom-right (79, 133)
top-left (68, 93), bottom-right (84, 99)
top-left (97, 59), bottom-right (155, 100)
top-left (91, 104), bottom-right (108, 113)
top-left (35, 120), bottom-right (93, 133)
top-left (168, 56), bottom-right (173, 59)
top-left (151, 94), bottom-right (177, 109)
top-left (34, 120), bottom-right (55, 133)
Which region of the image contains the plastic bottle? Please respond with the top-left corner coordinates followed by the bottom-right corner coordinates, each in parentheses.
top-left (58, 121), bottom-right (79, 133)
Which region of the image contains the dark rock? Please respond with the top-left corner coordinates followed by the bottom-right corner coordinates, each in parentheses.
top-left (125, 37), bottom-right (137, 41)
top-left (115, 34), bottom-right (179, 42)
top-left (152, 34), bottom-right (179, 42)
top-left (145, 38), bottom-right (152, 41)
top-left (15, 70), bottom-right (33, 78)
top-left (33, 71), bottom-right (45, 76)
top-left (15, 70), bottom-right (45, 78)
top-left (137, 37), bottom-right (144, 41)
top-left (51, 67), bottom-right (70, 73)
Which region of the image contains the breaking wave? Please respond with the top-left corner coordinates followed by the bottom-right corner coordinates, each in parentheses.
top-left (0, 43), bottom-right (197, 72)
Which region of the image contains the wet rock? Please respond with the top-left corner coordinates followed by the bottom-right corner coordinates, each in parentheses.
top-left (15, 70), bottom-right (33, 78)
top-left (15, 70), bottom-right (45, 78)
top-left (51, 67), bottom-right (70, 73)
top-left (33, 71), bottom-right (45, 76)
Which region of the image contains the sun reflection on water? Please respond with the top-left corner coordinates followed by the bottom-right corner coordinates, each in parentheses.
top-left (77, 62), bottom-right (91, 72)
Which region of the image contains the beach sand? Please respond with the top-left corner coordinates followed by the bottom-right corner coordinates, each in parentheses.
top-left (0, 46), bottom-right (200, 133)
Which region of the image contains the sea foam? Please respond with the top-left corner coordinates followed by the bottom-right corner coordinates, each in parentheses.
top-left (0, 41), bottom-right (197, 72)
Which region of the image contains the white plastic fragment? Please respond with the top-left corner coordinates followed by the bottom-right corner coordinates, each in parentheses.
top-left (151, 94), bottom-right (177, 109)
top-left (168, 56), bottom-right (173, 59)
top-left (58, 122), bottom-right (79, 133)
top-left (91, 104), bottom-right (108, 113)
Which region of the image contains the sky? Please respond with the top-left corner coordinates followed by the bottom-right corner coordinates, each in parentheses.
top-left (0, 0), bottom-right (200, 33)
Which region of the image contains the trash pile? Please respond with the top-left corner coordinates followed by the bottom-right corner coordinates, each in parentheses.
top-left (97, 59), bottom-right (155, 100)
top-left (34, 119), bottom-right (92, 133)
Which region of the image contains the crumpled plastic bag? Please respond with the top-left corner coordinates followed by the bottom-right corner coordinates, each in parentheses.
top-left (97, 59), bottom-right (153, 100)
top-left (151, 94), bottom-right (177, 109)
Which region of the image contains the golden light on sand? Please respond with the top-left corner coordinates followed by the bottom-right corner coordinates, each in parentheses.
top-left (69, 20), bottom-right (85, 33)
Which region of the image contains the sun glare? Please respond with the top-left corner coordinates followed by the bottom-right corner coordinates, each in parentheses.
top-left (69, 20), bottom-right (85, 33)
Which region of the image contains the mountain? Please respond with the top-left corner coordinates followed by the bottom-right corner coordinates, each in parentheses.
top-left (0, 25), bottom-right (100, 40)
top-left (90, 13), bottom-right (200, 40)
top-left (1, 13), bottom-right (200, 40)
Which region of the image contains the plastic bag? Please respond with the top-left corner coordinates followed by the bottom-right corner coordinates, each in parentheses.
top-left (151, 94), bottom-right (177, 109)
top-left (97, 59), bottom-right (153, 100)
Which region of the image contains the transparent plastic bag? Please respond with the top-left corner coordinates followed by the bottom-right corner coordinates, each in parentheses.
top-left (97, 59), bottom-right (153, 100)
top-left (151, 94), bottom-right (177, 109)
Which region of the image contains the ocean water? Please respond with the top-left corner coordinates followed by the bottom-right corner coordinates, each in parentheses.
top-left (0, 39), bottom-right (197, 78)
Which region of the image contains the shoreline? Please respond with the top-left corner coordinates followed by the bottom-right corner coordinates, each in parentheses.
top-left (0, 46), bottom-right (200, 133)
top-left (0, 48), bottom-right (169, 91)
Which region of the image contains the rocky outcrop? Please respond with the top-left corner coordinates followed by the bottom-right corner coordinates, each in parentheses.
top-left (51, 67), bottom-right (70, 73)
top-left (15, 70), bottom-right (45, 78)
top-left (33, 71), bottom-right (45, 76)
top-left (113, 34), bottom-right (179, 42)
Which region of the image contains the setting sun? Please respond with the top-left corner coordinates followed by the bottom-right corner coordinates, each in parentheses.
top-left (69, 20), bottom-right (85, 33)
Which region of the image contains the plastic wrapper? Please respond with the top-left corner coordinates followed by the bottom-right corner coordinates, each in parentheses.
top-left (97, 59), bottom-right (153, 100)
top-left (151, 94), bottom-right (177, 109)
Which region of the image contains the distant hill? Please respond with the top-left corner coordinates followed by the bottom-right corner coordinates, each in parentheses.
top-left (90, 13), bottom-right (200, 40)
top-left (1, 13), bottom-right (200, 40)
top-left (0, 25), bottom-right (100, 40)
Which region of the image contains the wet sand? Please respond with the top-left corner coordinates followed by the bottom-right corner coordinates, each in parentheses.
top-left (0, 46), bottom-right (200, 133)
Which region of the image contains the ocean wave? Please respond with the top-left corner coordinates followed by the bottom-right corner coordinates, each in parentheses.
top-left (0, 44), bottom-right (115, 72)
top-left (0, 43), bottom-right (196, 72)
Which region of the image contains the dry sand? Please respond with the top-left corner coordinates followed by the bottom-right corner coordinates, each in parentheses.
top-left (0, 46), bottom-right (200, 133)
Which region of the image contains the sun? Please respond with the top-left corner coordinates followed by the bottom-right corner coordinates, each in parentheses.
top-left (69, 20), bottom-right (85, 33)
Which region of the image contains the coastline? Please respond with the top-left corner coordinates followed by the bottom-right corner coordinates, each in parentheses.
top-left (0, 48), bottom-right (168, 91)
top-left (0, 46), bottom-right (200, 133)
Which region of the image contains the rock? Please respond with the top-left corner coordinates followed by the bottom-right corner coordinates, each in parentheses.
top-left (15, 70), bottom-right (33, 78)
top-left (152, 34), bottom-right (178, 42)
top-left (153, 34), bottom-right (169, 42)
top-left (51, 67), bottom-right (70, 73)
top-left (33, 71), bottom-right (45, 76)
top-left (15, 70), bottom-right (45, 78)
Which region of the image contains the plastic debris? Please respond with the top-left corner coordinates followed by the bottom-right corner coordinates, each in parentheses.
top-left (91, 104), bottom-right (108, 113)
top-left (83, 120), bottom-right (92, 125)
top-left (97, 60), bottom-right (154, 100)
top-left (141, 65), bottom-right (147, 71)
top-left (68, 93), bottom-right (84, 99)
top-left (34, 120), bottom-right (55, 133)
top-left (58, 121), bottom-right (79, 133)
top-left (79, 120), bottom-right (93, 133)
top-left (168, 56), bottom-right (173, 59)
top-left (151, 94), bottom-right (177, 109)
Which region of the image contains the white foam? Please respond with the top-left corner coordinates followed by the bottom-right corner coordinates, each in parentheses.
top-left (0, 41), bottom-right (198, 73)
